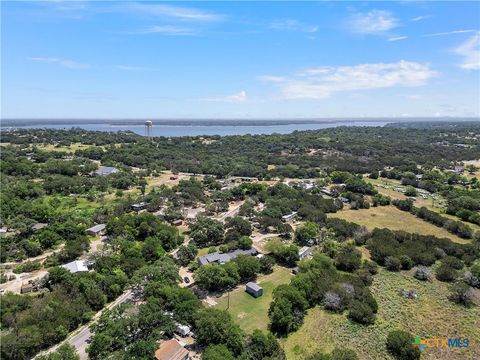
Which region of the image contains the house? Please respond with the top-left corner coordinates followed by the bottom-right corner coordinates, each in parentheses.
top-left (132, 202), bottom-right (147, 211)
top-left (281, 212), bottom-right (297, 223)
top-left (86, 224), bottom-right (106, 237)
top-left (93, 166), bottom-right (118, 177)
top-left (31, 223), bottom-right (48, 232)
top-left (21, 283), bottom-right (33, 294)
top-left (299, 246), bottom-right (312, 260)
top-left (171, 219), bottom-right (183, 227)
top-left (320, 188), bottom-right (334, 197)
top-left (415, 174), bottom-right (423, 180)
top-left (154, 339), bottom-right (190, 360)
top-left (245, 282), bottom-right (263, 298)
top-left (61, 260), bottom-right (89, 273)
top-left (197, 248), bottom-right (258, 266)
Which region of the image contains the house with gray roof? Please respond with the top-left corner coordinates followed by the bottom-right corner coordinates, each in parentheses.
top-left (61, 260), bottom-right (89, 273)
top-left (197, 248), bottom-right (258, 266)
top-left (87, 224), bottom-right (106, 236)
top-left (93, 166), bottom-right (119, 177)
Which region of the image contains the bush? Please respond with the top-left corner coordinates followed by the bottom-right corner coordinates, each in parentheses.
top-left (449, 282), bottom-right (475, 307)
top-left (413, 266), bottom-right (433, 281)
top-left (362, 260), bottom-right (378, 275)
top-left (435, 264), bottom-right (458, 282)
top-left (386, 330), bottom-right (421, 360)
top-left (238, 236), bottom-right (253, 250)
top-left (356, 268), bottom-right (373, 286)
top-left (399, 255), bottom-right (414, 270)
top-left (331, 348), bottom-right (358, 360)
top-left (385, 256), bottom-right (401, 272)
top-left (323, 291), bottom-right (344, 312)
top-left (441, 256), bottom-right (464, 270)
top-left (334, 244), bottom-right (361, 272)
top-left (348, 300), bottom-right (375, 325)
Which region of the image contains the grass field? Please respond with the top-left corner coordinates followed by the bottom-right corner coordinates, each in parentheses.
top-left (329, 206), bottom-right (469, 244)
top-left (214, 266), bottom-right (293, 333)
top-left (32, 143), bottom-right (93, 153)
top-left (282, 269), bottom-right (480, 360)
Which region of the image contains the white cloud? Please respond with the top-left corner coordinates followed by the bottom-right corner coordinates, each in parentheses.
top-left (114, 65), bottom-right (149, 71)
top-left (270, 19), bottom-right (318, 33)
top-left (200, 90), bottom-right (247, 103)
top-left (138, 25), bottom-right (196, 35)
top-left (388, 36), bottom-right (408, 42)
top-left (259, 61), bottom-right (438, 99)
top-left (454, 32), bottom-right (480, 70)
top-left (411, 15), bottom-right (429, 22)
top-left (348, 10), bottom-right (399, 34)
top-left (424, 29), bottom-right (477, 37)
top-left (28, 57), bottom-right (90, 69)
top-left (129, 3), bottom-right (224, 22)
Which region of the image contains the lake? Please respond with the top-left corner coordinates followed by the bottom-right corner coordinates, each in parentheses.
top-left (2, 120), bottom-right (390, 137)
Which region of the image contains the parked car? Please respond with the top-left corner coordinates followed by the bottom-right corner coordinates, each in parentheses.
top-left (183, 276), bottom-right (190, 284)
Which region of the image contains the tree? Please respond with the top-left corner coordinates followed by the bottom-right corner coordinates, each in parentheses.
top-left (334, 244), bottom-right (361, 272)
top-left (294, 222), bottom-right (320, 245)
top-left (385, 256), bottom-right (401, 272)
top-left (259, 255), bottom-right (275, 274)
top-left (195, 309), bottom-right (244, 355)
top-left (413, 266), bottom-right (433, 281)
top-left (175, 243), bottom-right (198, 266)
top-left (238, 236), bottom-right (253, 250)
top-left (189, 217), bottom-right (224, 246)
top-left (435, 264), bottom-right (458, 282)
top-left (37, 344), bottom-right (80, 360)
top-left (348, 300), bottom-right (375, 325)
top-left (233, 255), bottom-right (261, 281)
top-left (386, 330), bottom-right (421, 360)
top-left (245, 330), bottom-right (286, 360)
top-left (194, 263), bottom-right (239, 291)
top-left (203, 344), bottom-right (235, 360)
top-left (449, 282), bottom-right (475, 307)
top-left (405, 186), bottom-right (417, 197)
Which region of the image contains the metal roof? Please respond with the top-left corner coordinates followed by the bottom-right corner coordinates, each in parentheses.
top-left (246, 282), bottom-right (263, 292)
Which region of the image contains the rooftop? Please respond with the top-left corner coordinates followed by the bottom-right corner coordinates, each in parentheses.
top-left (246, 282), bottom-right (262, 291)
top-left (198, 248), bottom-right (257, 266)
top-left (94, 166), bottom-right (118, 176)
top-left (154, 339), bottom-right (189, 360)
top-left (61, 260), bottom-right (89, 273)
top-left (87, 223), bottom-right (106, 233)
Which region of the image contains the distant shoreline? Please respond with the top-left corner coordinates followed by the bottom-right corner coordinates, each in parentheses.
top-left (1, 117), bottom-right (478, 128)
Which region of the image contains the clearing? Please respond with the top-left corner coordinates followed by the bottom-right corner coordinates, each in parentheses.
top-left (282, 269), bottom-right (480, 359)
top-left (329, 205), bottom-right (469, 244)
top-left (214, 266), bottom-right (293, 333)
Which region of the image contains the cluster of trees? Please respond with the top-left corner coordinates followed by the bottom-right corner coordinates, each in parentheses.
top-left (392, 200), bottom-right (474, 239)
top-left (268, 254), bottom-right (378, 336)
top-left (194, 254), bottom-right (274, 291)
top-left (362, 228), bottom-right (476, 269)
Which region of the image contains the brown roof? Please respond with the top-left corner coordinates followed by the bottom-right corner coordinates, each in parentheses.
top-left (155, 339), bottom-right (189, 360)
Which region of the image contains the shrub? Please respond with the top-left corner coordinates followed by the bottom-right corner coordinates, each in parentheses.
top-left (238, 236), bottom-right (253, 250)
top-left (386, 330), bottom-right (421, 360)
top-left (441, 256), bottom-right (464, 270)
top-left (435, 264), bottom-right (458, 282)
top-left (449, 282), bottom-right (475, 307)
top-left (331, 348), bottom-right (358, 360)
top-left (413, 266), bottom-right (433, 281)
top-left (356, 268), bottom-right (373, 286)
top-left (348, 300), bottom-right (375, 325)
top-left (385, 256), bottom-right (401, 272)
top-left (323, 291), bottom-right (344, 312)
top-left (362, 260), bottom-right (378, 275)
top-left (399, 255), bottom-right (414, 270)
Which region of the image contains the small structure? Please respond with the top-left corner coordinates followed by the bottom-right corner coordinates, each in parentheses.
top-left (454, 165), bottom-right (464, 174)
top-left (175, 323), bottom-right (191, 336)
top-left (299, 246), bottom-right (312, 260)
top-left (21, 283), bottom-right (33, 294)
top-left (171, 219), bottom-right (183, 227)
top-left (61, 260), bottom-right (89, 274)
top-left (132, 202), bottom-right (147, 211)
top-left (154, 338), bottom-right (190, 360)
top-left (93, 166), bottom-right (118, 177)
top-left (281, 212), bottom-right (297, 223)
top-left (86, 224), bottom-right (106, 237)
top-left (0, 227), bottom-right (7, 236)
top-left (246, 282), bottom-right (263, 298)
top-left (31, 223), bottom-right (47, 232)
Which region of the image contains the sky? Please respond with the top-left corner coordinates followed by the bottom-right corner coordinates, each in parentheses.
top-left (1, 1), bottom-right (480, 119)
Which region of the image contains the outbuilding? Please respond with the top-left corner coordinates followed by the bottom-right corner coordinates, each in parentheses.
top-left (86, 224), bottom-right (106, 237)
top-left (245, 282), bottom-right (263, 298)
top-left (61, 260), bottom-right (89, 274)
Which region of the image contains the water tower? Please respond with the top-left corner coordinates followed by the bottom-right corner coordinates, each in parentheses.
top-left (145, 120), bottom-right (153, 139)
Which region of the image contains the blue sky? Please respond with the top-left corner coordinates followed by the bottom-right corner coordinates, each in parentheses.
top-left (2, 1), bottom-right (479, 119)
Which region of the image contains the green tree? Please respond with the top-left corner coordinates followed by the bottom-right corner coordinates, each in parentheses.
top-left (386, 330), bottom-right (421, 360)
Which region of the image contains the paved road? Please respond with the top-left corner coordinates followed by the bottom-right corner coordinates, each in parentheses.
top-left (35, 290), bottom-right (133, 360)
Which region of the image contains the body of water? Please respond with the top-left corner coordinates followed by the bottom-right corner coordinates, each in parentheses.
top-left (2, 120), bottom-right (390, 137)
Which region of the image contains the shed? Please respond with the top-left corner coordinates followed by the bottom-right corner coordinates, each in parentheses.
top-left (32, 223), bottom-right (47, 232)
top-left (246, 282), bottom-right (263, 298)
top-left (87, 224), bottom-right (106, 236)
top-left (21, 283), bottom-right (33, 294)
top-left (93, 166), bottom-right (118, 177)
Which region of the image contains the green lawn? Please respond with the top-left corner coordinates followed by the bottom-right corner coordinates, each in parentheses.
top-left (282, 269), bottom-right (480, 360)
top-left (215, 266), bottom-right (293, 334)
